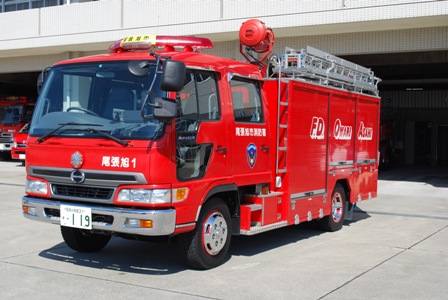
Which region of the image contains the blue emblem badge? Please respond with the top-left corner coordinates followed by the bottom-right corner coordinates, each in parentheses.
top-left (246, 143), bottom-right (257, 168)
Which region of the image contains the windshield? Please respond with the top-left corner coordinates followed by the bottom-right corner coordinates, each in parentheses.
top-left (30, 61), bottom-right (166, 141)
top-left (0, 105), bottom-right (23, 125)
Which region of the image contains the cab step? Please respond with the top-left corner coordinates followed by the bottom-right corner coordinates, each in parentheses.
top-left (240, 220), bottom-right (288, 236)
top-left (240, 192), bottom-right (283, 233)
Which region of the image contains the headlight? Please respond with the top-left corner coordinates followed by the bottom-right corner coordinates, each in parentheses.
top-left (25, 179), bottom-right (48, 195)
top-left (117, 188), bottom-right (171, 204)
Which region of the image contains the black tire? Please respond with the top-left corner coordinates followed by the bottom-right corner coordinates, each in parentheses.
top-left (318, 184), bottom-right (346, 232)
top-left (61, 226), bottom-right (111, 253)
top-left (179, 198), bottom-right (231, 270)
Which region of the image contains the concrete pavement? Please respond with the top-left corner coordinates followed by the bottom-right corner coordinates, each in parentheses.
top-left (1, 160), bottom-right (447, 299)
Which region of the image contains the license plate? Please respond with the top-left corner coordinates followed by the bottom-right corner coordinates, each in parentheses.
top-left (60, 204), bottom-right (92, 229)
top-left (19, 154), bottom-right (26, 160)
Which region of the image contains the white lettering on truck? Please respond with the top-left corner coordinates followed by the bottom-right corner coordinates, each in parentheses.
top-left (102, 156), bottom-right (137, 168)
top-left (357, 122), bottom-right (373, 140)
top-left (310, 117), bottom-right (325, 140)
top-left (333, 119), bottom-right (352, 140)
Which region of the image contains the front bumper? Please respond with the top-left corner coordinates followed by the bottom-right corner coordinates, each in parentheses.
top-left (22, 196), bottom-right (176, 236)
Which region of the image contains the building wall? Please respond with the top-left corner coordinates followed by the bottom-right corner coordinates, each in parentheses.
top-left (0, 0), bottom-right (447, 72)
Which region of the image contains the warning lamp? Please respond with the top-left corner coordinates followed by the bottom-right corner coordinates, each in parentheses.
top-left (109, 35), bottom-right (214, 53)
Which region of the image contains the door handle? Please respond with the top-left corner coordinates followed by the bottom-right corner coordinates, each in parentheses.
top-left (261, 145), bottom-right (270, 152)
top-left (216, 146), bottom-right (227, 153)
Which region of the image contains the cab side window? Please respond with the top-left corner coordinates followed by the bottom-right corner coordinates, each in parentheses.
top-left (175, 70), bottom-right (219, 181)
top-left (230, 77), bottom-right (264, 123)
top-left (177, 70), bottom-right (220, 127)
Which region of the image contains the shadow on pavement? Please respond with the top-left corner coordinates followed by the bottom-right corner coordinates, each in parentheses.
top-left (38, 208), bottom-right (371, 273)
top-left (39, 239), bottom-right (186, 275)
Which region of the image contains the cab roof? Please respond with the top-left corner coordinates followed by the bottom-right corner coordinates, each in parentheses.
top-left (53, 50), bottom-right (263, 80)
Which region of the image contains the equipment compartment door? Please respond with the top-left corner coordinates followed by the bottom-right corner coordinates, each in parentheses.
top-left (354, 98), bottom-right (380, 200)
top-left (328, 95), bottom-right (355, 166)
top-left (288, 82), bottom-right (328, 198)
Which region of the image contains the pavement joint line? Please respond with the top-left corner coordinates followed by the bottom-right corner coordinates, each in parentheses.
top-left (408, 224), bottom-right (448, 250)
top-left (318, 223), bottom-right (448, 299)
top-left (317, 248), bottom-right (407, 300)
top-left (0, 182), bottom-right (25, 187)
top-left (0, 260), bottom-right (219, 300)
top-left (361, 210), bottom-right (448, 221)
top-left (0, 244), bottom-right (68, 262)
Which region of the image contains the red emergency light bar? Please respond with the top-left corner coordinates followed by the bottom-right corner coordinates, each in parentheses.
top-left (109, 35), bottom-right (214, 53)
top-left (0, 96), bottom-right (29, 101)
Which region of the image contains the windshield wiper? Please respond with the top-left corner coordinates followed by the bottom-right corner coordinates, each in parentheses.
top-left (36, 122), bottom-right (102, 144)
top-left (85, 127), bottom-right (128, 147)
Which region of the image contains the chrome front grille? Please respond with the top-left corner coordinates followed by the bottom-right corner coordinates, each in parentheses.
top-left (0, 133), bottom-right (13, 143)
top-left (51, 184), bottom-right (114, 200)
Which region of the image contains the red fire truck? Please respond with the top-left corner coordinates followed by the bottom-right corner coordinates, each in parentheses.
top-left (22, 19), bottom-right (380, 269)
top-left (11, 122), bottom-right (30, 164)
top-left (0, 96), bottom-right (34, 157)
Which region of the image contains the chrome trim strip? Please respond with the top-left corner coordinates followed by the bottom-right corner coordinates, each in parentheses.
top-left (176, 222), bottom-right (196, 229)
top-left (291, 189), bottom-right (326, 200)
top-left (29, 166), bottom-right (147, 187)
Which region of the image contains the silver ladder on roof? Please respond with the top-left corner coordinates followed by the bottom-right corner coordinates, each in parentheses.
top-left (273, 46), bottom-right (380, 97)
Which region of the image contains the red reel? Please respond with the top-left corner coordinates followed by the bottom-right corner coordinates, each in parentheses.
top-left (239, 19), bottom-right (274, 53)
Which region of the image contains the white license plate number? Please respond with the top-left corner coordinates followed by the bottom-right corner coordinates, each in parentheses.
top-left (60, 205), bottom-right (92, 229)
top-left (19, 154), bottom-right (26, 160)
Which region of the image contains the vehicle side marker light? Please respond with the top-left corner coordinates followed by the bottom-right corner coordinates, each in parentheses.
top-left (174, 188), bottom-right (189, 202)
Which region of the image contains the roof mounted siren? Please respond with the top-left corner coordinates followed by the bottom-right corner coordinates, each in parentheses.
top-left (239, 19), bottom-right (275, 73)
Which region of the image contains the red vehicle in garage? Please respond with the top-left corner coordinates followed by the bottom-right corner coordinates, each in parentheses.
top-left (0, 96), bottom-right (34, 158)
top-left (11, 123), bottom-right (29, 165)
top-left (22, 19), bottom-right (381, 269)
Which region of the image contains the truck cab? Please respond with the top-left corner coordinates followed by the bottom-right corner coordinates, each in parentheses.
top-left (23, 35), bottom-right (275, 269)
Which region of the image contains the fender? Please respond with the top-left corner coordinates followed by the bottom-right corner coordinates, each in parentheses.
top-left (198, 182), bottom-right (240, 234)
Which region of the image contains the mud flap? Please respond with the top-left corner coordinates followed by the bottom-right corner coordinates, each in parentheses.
top-left (344, 202), bottom-right (355, 221)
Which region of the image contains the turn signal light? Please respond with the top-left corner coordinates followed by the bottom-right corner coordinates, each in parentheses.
top-left (140, 220), bottom-right (153, 228)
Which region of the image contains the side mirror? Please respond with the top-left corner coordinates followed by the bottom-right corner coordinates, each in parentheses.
top-left (37, 67), bottom-right (51, 94)
top-left (161, 60), bottom-right (186, 91)
top-left (153, 97), bottom-right (177, 121)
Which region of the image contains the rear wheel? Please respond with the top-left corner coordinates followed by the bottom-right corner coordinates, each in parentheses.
top-left (179, 198), bottom-right (231, 269)
top-left (61, 226), bottom-right (111, 252)
top-left (318, 184), bottom-right (346, 232)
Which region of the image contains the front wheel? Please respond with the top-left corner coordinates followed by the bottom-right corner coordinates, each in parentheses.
top-left (318, 184), bottom-right (346, 232)
top-left (61, 226), bottom-right (111, 252)
top-left (179, 198), bottom-right (231, 269)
